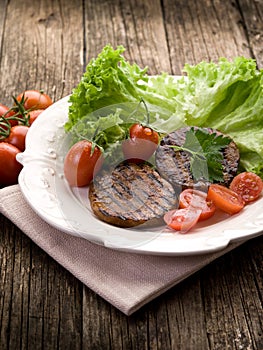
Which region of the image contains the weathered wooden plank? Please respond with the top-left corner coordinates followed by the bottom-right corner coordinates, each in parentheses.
top-left (0, 0), bottom-right (83, 105)
top-left (0, 0), bottom-right (84, 349)
top-left (5, 232), bottom-right (31, 350)
top-left (27, 249), bottom-right (82, 350)
top-left (234, 239), bottom-right (263, 350)
top-left (0, 215), bottom-right (84, 350)
top-left (84, 0), bottom-right (171, 74)
top-left (164, 277), bottom-right (210, 349)
top-left (82, 289), bottom-right (113, 349)
top-left (200, 237), bottom-right (263, 350)
top-left (0, 215), bottom-right (19, 349)
top-left (238, 0), bottom-right (263, 68)
top-left (162, 0), bottom-right (252, 73)
top-left (0, 0), bottom-right (8, 56)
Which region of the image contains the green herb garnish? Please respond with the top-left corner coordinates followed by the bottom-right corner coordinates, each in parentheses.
top-left (169, 127), bottom-right (232, 182)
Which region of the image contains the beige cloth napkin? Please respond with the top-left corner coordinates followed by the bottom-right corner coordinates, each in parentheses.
top-left (0, 185), bottom-right (244, 315)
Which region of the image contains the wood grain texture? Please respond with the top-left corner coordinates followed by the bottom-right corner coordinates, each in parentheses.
top-left (0, 0), bottom-right (7, 55)
top-left (0, 0), bottom-right (263, 349)
top-left (0, 0), bottom-right (83, 105)
top-left (239, 0), bottom-right (263, 68)
top-left (84, 0), bottom-right (171, 74)
top-left (200, 239), bottom-right (263, 350)
top-left (162, 0), bottom-right (252, 73)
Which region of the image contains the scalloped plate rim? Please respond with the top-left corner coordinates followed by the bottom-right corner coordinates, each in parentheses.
top-left (17, 77), bottom-right (263, 256)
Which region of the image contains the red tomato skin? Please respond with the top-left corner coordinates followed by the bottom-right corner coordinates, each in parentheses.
top-left (0, 142), bottom-right (22, 186)
top-left (207, 184), bottom-right (244, 215)
top-left (28, 109), bottom-right (45, 125)
top-left (164, 208), bottom-right (201, 233)
top-left (16, 90), bottom-right (53, 110)
top-left (0, 103), bottom-right (9, 117)
top-left (129, 124), bottom-right (159, 144)
top-left (179, 189), bottom-right (216, 221)
top-left (122, 123), bottom-right (159, 163)
top-left (230, 172), bottom-right (263, 203)
top-left (64, 140), bottom-right (103, 187)
top-left (122, 137), bottom-right (158, 163)
top-left (5, 125), bottom-right (29, 151)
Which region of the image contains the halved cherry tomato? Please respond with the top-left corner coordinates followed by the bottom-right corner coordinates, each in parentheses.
top-left (28, 109), bottom-right (45, 125)
top-left (64, 140), bottom-right (104, 187)
top-left (179, 189), bottom-right (216, 221)
top-left (230, 172), bottom-right (263, 203)
top-left (5, 125), bottom-right (29, 151)
top-left (0, 142), bottom-right (22, 186)
top-left (207, 184), bottom-right (244, 215)
top-left (164, 208), bottom-right (201, 233)
top-left (16, 90), bottom-right (53, 110)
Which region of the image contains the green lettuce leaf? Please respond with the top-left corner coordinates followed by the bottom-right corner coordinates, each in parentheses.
top-left (174, 57), bottom-right (259, 125)
top-left (65, 45), bottom-right (178, 132)
top-left (65, 45), bottom-right (147, 131)
top-left (65, 46), bottom-right (263, 179)
top-left (173, 58), bottom-right (263, 178)
top-left (65, 44), bottom-right (182, 156)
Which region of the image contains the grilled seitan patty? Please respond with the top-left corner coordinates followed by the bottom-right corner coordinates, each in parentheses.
top-left (89, 162), bottom-right (178, 228)
top-left (155, 127), bottom-right (240, 190)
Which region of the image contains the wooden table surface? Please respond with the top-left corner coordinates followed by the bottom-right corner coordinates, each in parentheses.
top-left (0, 0), bottom-right (263, 349)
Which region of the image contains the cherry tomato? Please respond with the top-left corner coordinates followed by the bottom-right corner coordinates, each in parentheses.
top-left (179, 189), bottom-right (216, 221)
top-left (64, 140), bottom-right (104, 187)
top-left (207, 184), bottom-right (244, 215)
top-left (164, 208), bottom-right (201, 233)
top-left (122, 123), bottom-right (159, 163)
top-left (5, 125), bottom-right (29, 151)
top-left (28, 109), bottom-right (45, 125)
top-left (122, 137), bottom-right (158, 163)
top-left (0, 103), bottom-right (17, 127)
top-left (0, 142), bottom-right (23, 186)
top-left (16, 90), bottom-right (53, 110)
top-left (229, 172), bottom-right (263, 203)
top-left (129, 123), bottom-right (159, 144)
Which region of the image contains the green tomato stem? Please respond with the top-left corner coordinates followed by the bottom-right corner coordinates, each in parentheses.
top-left (139, 98), bottom-right (150, 125)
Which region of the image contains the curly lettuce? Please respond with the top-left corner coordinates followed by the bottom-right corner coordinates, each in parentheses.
top-left (65, 45), bottom-right (177, 132)
top-left (65, 45), bottom-right (263, 178)
top-left (173, 58), bottom-right (263, 178)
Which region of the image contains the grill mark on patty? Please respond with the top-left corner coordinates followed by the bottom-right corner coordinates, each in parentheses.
top-left (110, 166), bottom-right (154, 211)
top-left (89, 162), bottom-right (178, 227)
top-left (124, 163), bottom-right (177, 209)
top-left (155, 127), bottom-right (240, 189)
top-left (112, 163), bottom-right (173, 209)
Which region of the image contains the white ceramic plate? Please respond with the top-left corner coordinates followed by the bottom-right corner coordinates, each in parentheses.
top-left (17, 95), bottom-right (263, 256)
